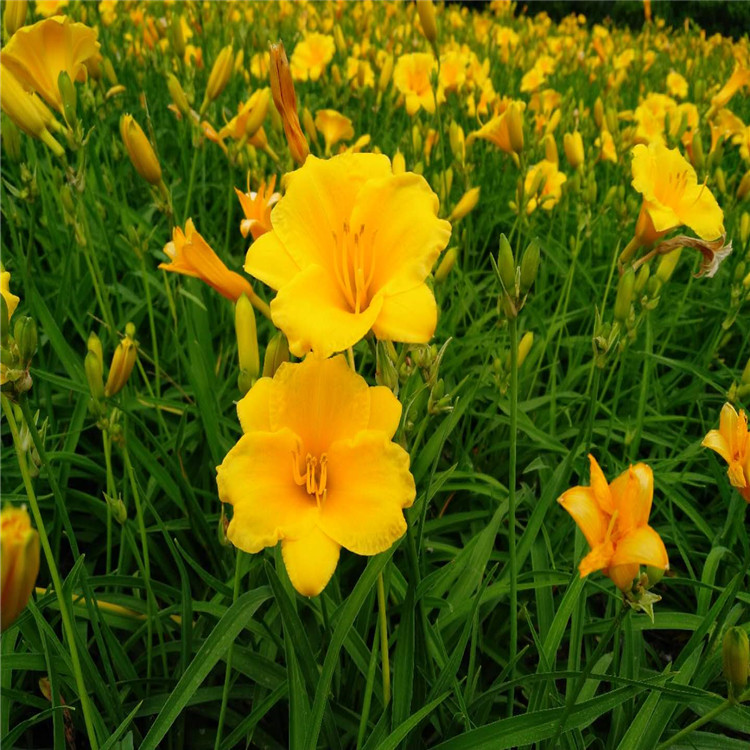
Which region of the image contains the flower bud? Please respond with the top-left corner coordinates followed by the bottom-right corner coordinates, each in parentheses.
top-left (85, 332), bottom-right (104, 401)
top-left (104, 324), bottom-right (137, 398)
top-left (1, 117), bottom-right (21, 162)
top-left (202, 45), bottom-right (234, 112)
top-left (517, 331), bottom-right (534, 367)
top-left (333, 24), bottom-right (346, 56)
top-left (262, 333), bottom-right (289, 378)
top-left (605, 107), bottom-right (618, 136)
top-left (507, 102), bottom-right (524, 153)
top-left (635, 263), bottom-right (651, 294)
top-left (714, 167), bottom-right (726, 195)
top-left (13, 315), bottom-right (36, 366)
top-left (655, 247), bottom-right (682, 283)
top-left (690, 130), bottom-right (704, 170)
top-left (243, 88), bottom-right (270, 138)
top-left (741, 356), bottom-right (750, 385)
top-left (449, 187), bottom-right (480, 222)
top-left (392, 151), bottom-right (405, 174)
top-left (269, 41), bottom-right (309, 165)
top-left (737, 171), bottom-right (750, 202)
top-left (331, 64), bottom-right (342, 87)
top-left (614, 266), bottom-right (635, 323)
top-left (497, 234), bottom-right (516, 294)
top-left (543, 134), bottom-right (558, 165)
top-left (449, 121), bottom-right (465, 163)
top-left (722, 627), bottom-right (749, 698)
top-left (0, 296), bottom-right (9, 348)
top-left (563, 131), bottom-right (584, 169)
top-left (378, 55), bottom-right (394, 92)
top-left (170, 13), bottom-right (186, 58)
top-left (301, 106), bottom-right (318, 146)
top-left (57, 71), bottom-right (77, 129)
top-left (416, 0), bottom-right (438, 51)
top-left (102, 57), bottom-right (118, 86)
top-left (235, 294), bottom-right (259, 395)
top-left (0, 505), bottom-right (39, 632)
top-left (645, 565), bottom-right (665, 587)
top-left (4, 0), bottom-right (27, 36)
top-left (519, 239), bottom-right (540, 294)
top-left (434, 247), bottom-right (457, 283)
top-left (376, 340), bottom-right (400, 393)
top-left (742, 212), bottom-right (750, 246)
top-left (593, 97), bottom-right (604, 130)
top-left (167, 73), bottom-right (190, 118)
top-left (120, 114), bottom-right (162, 186)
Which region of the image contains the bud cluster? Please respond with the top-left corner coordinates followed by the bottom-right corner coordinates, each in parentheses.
top-left (492, 234), bottom-right (541, 319)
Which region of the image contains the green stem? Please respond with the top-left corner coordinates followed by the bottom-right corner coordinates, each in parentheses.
top-left (2, 394), bottom-right (100, 750)
top-left (507, 313), bottom-right (519, 717)
top-left (377, 572), bottom-right (391, 706)
top-left (629, 314), bottom-right (652, 461)
top-left (184, 143), bottom-right (200, 222)
top-left (139, 253), bottom-right (160, 398)
top-left (102, 429), bottom-right (116, 575)
top-left (215, 551), bottom-right (243, 750)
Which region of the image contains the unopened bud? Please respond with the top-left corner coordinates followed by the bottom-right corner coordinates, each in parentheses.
top-left (105, 493), bottom-right (128, 524)
top-left (57, 71), bottom-right (77, 129)
top-left (714, 167), bottom-right (726, 195)
top-left (435, 247), bottom-right (457, 283)
top-left (563, 131), bottom-right (584, 169)
top-left (519, 239), bottom-right (540, 294)
top-left (543, 134), bottom-right (558, 164)
top-left (517, 331), bottom-right (534, 367)
top-left (378, 55), bottom-right (394, 92)
top-left (507, 102), bottom-right (524, 153)
top-left (102, 57), bottom-right (118, 86)
top-left (634, 263), bottom-right (650, 294)
top-left (691, 130), bottom-right (704, 170)
top-left (170, 13), bottom-right (186, 57)
top-left (120, 114), bottom-right (162, 185)
top-left (645, 565), bottom-right (665, 587)
top-left (416, 0), bottom-right (438, 51)
top-left (4, 0), bottom-right (27, 36)
top-left (722, 627), bottom-right (749, 698)
top-left (497, 234), bottom-right (516, 294)
top-left (104, 324), bottom-right (137, 397)
top-left (593, 97), bottom-right (604, 130)
top-left (449, 187), bottom-right (480, 222)
top-left (235, 294), bottom-right (259, 395)
top-left (737, 171), bottom-right (750, 202)
top-left (741, 212), bottom-right (750, 246)
top-left (167, 74), bottom-right (190, 118)
top-left (376, 340), bottom-right (400, 392)
top-left (301, 107), bottom-right (318, 145)
top-left (614, 266), bottom-right (635, 323)
top-left (262, 333), bottom-right (289, 378)
top-left (1, 117), bottom-right (21, 163)
top-left (14, 316), bottom-right (36, 365)
top-left (392, 151), bottom-right (405, 174)
top-left (656, 247), bottom-right (682, 283)
top-left (333, 24), bottom-right (346, 56)
top-left (269, 41), bottom-right (309, 165)
top-left (449, 121), bottom-right (465, 163)
top-left (202, 45), bottom-right (234, 111)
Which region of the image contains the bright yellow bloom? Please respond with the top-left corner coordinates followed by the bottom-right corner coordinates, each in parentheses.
top-left (120, 114), bottom-right (162, 186)
top-left (34, 0), bottom-right (67, 17)
top-left (1, 271), bottom-right (20, 321)
top-left (235, 176), bottom-right (280, 241)
top-left (1, 505), bottom-right (40, 632)
top-left (702, 403), bottom-right (750, 503)
top-left (290, 32), bottom-right (335, 82)
top-left (666, 71), bottom-right (688, 99)
top-left (1, 15), bottom-right (99, 115)
top-left (524, 159), bottom-right (567, 213)
top-left (393, 53), bottom-right (436, 115)
top-left (244, 153), bottom-right (451, 359)
top-left (217, 355), bottom-right (415, 597)
top-left (558, 455), bottom-right (669, 592)
top-left (630, 142), bottom-right (724, 245)
top-left (314, 109), bottom-right (354, 153)
top-left (161, 220), bottom-right (256, 303)
top-left (466, 101), bottom-right (525, 155)
top-left (709, 64), bottom-right (750, 115)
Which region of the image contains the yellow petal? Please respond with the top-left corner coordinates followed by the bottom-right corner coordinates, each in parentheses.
top-left (605, 563), bottom-right (640, 592)
top-left (557, 486), bottom-right (608, 549)
top-left (588, 454), bottom-right (614, 514)
top-left (611, 463), bottom-right (653, 531)
top-left (236, 377), bottom-right (274, 433)
top-left (319, 430), bottom-right (415, 555)
top-left (281, 526), bottom-right (340, 597)
top-left (371, 283), bottom-right (438, 344)
top-left (578, 540), bottom-right (614, 578)
top-left (719, 402), bottom-right (739, 443)
top-left (678, 182), bottom-right (724, 240)
top-left (641, 199), bottom-right (681, 235)
top-left (270, 355), bottom-right (371, 457)
top-left (610, 525), bottom-right (669, 570)
top-left (218, 428), bottom-right (317, 553)
top-left (270, 264), bottom-right (383, 358)
top-left (243, 230), bottom-right (301, 292)
top-left (702, 428), bottom-right (731, 463)
top-left (367, 386), bottom-right (402, 439)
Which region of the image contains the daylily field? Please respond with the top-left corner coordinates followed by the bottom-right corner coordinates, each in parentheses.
top-left (2, 0), bottom-right (750, 748)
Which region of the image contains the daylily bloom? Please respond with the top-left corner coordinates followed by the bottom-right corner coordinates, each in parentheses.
top-left (708, 64), bottom-right (750, 116)
top-left (393, 53), bottom-right (436, 115)
top-left (1, 15), bottom-right (99, 115)
top-left (217, 354), bottom-right (415, 597)
top-left (702, 403), bottom-right (750, 503)
top-left (1, 270), bottom-right (20, 321)
top-left (235, 176), bottom-right (280, 241)
top-left (1, 505), bottom-right (40, 632)
top-left (666, 71), bottom-right (688, 99)
top-left (558, 455), bottom-right (669, 591)
top-left (244, 153), bottom-right (451, 359)
top-left (217, 88), bottom-right (270, 141)
top-left (466, 101), bottom-right (524, 155)
top-left (314, 109), bottom-right (354, 154)
top-left (524, 159), bottom-right (567, 213)
top-left (290, 32), bottom-right (335, 82)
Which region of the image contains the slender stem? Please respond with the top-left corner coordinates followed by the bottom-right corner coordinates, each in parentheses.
top-left (507, 313), bottom-right (519, 717)
top-left (102, 429), bottom-right (115, 575)
top-left (139, 253), bottom-right (160, 398)
top-left (629, 314), bottom-right (652, 461)
top-left (2, 395), bottom-right (100, 750)
top-left (215, 551), bottom-right (243, 750)
top-left (184, 143), bottom-right (200, 222)
top-left (377, 572), bottom-right (391, 707)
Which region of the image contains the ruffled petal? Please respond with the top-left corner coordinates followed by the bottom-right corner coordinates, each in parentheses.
top-left (236, 377), bottom-right (275, 434)
top-left (319, 430), bottom-right (415, 555)
top-left (371, 283), bottom-right (438, 344)
top-left (243, 230), bottom-right (301, 291)
top-left (218, 429), bottom-right (317, 553)
top-left (281, 526), bottom-right (341, 597)
top-left (610, 525), bottom-right (669, 570)
top-left (367, 386), bottom-right (402, 439)
top-left (557, 486), bottom-right (609, 549)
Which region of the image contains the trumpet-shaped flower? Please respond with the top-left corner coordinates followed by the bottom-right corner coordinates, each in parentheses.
top-left (290, 32), bottom-right (335, 82)
top-left (524, 159), bottom-right (567, 213)
top-left (217, 355), bottom-right (416, 596)
top-left (702, 403), bottom-right (750, 503)
top-left (466, 100), bottom-right (524, 155)
top-left (314, 109), bottom-right (354, 153)
top-left (1, 15), bottom-right (99, 114)
top-left (244, 153), bottom-right (451, 358)
top-left (393, 53), bottom-right (436, 115)
top-left (710, 64), bottom-right (750, 114)
top-left (558, 455), bottom-right (669, 591)
top-left (235, 176), bottom-right (280, 241)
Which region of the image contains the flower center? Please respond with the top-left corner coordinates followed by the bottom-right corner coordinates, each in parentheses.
top-left (331, 221), bottom-right (377, 314)
top-left (291, 447), bottom-right (328, 506)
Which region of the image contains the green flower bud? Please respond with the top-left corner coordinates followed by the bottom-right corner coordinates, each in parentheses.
top-left (434, 247), bottom-right (457, 283)
top-left (85, 350), bottom-right (105, 401)
top-left (262, 333), bottom-right (289, 378)
top-left (497, 233), bottom-right (516, 294)
top-left (722, 627), bottom-right (749, 698)
top-left (235, 294), bottom-right (259, 395)
top-left (634, 263), bottom-right (650, 294)
top-left (614, 267), bottom-right (635, 323)
top-left (13, 316), bottom-right (36, 366)
top-left (1, 117), bottom-right (22, 163)
top-left (0, 295), bottom-right (9, 348)
top-left (519, 239), bottom-right (540, 295)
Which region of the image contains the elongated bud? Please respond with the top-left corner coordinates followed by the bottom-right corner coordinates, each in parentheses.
top-left (435, 247), bottom-right (457, 283)
top-left (4, 0), bottom-right (27, 36)
top-left (416, 0), bottom-right (438, 51)
top-left (57, 71), bottom-right (77, 129)
top-left (170, 13), bottom-right (186, 57)
top-left (167, 73), bottom-right (190, 118)
top-left (737, 171), bottom-right (750, 202)
top-left (13, 316), bottom-right (36, 366)
top-left (519, 239), bottom-right (540, 294)
top-left (508, 102), bottom-right (524, 153)
top-left (104, 324), bottom-right (137, 398)
top-left (102, 57), bottom-right (118, 86)
top-left (543, 134), bottom-right (558, 164)
top-left (244, 88), bottom-right (270, 138)
top-left (120, 114), bottom-right (162, 185)
top-left (333, 24), bottom-right (346, 56)
top-left (262, 333), bottom-right (289, 378)
top-left (614, 266), bottom-right (635, 323)
top-left (605, 107), bottom-right (618, 136)
top-left (593, 97), bottom-right (604, 130)
top-left (202, 45), bottom-right (234, 112)
top-left (376, 340), bottom-right (400, 392)
top-left (269, 41), bottom-right (309, 165)
top-left (645, 565), bottom-right (665, 587)
top-left (302, 106), bottom-right (318, 145)
top-left (449, 187), bottom-right (480, 222)
top-left (517, 331), bottom-right (534, 367)
top-left (449, 121), bottom-right (465, 163)
top-left (0, 505), bottom-right (40, 633)
top-left (235, 294), bottom-right (259, 395)
top-left (497, 234), bottom-right (516, 293)
top-left (1, 117), bottom-right (21, 162)
top-left (85, 332), bottom-right (105, 400)
top-left (392, 151), bottom-right (405, 174)
top-left (741, 212), bottom-right (750, 246)
top-left (741, 356), bottom-right (750, 385)
top-left (714, 167), bottom-right (726, 195)
top-left (722, 627), bottom-right (749, 698)
top-left (635, 263), bottom-right (650, 294)
top-left (563, 131), bottom-right (584, 169)
top-left (378, 55), bottom-right (394, 92)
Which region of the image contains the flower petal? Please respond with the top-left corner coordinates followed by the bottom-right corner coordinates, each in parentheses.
top-left (236, 377), bottom-right (274, 433)
top-left (244, 230), bottom-right (301, 291)
top-left (557, 486), bottom-right (609, 549)
top-left (605, 563), bottom-right (640, 592)
top-left (588, 454), bottom-right (614, 514)
top-left (270, 355), bottom-right (371, 457)
top-left (702, 428), bottom-right (731, 463)
top-left (578, 540), bottom-right (614, 578)
top-left (611, 463), bottom-right (653, 531)
top-left (371, 283), bottom-right (438, 344)
top-left (270, 264), bottom-right (383, 358)
top-left (218, 428), bottom-right (317, 553)
top-left (281, 526), bottom-right (340, 597)
top-left (368, 386), bottom-right (402, 439)
top-left (319, 430), bottom-right (415, 555)
top-left (610, 525), bottom-right (669, 570)
top-left (679, 182), bottom-right (725, 240)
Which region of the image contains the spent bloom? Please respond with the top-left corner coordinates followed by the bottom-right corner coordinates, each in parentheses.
top-left (702, 403), bottom-right (750, 503)
top-left (244, 153), bottom-right (451, 358)
top-left (235, 176), bottom-right (280, 241)
top-left (217, 355), bottom-right (415, 597)
top-left (1, 505), bottom-right (40, 632)
top-left (558, 455), bottom-right (669, 591)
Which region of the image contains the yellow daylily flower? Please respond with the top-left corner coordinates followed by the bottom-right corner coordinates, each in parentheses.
top-left (1, 505), bottom-right (40, 632)
top-left (595, 129), bottom-right (617, 163)
top-left (217, 355), bottom-right (415, 597)
top-left (709, 63), bottom-right (750, 116)
top-left (1, 270), bottom-right (20, 321)
top-left (466, 100), bottom-right (524, 155)
top-left (314, 109), bottom-right (354, 154)
top-left (235, 176), bottom-right (280, 241)
top-left (524, 159), bottom-right (567, 213)
top-left (666, 71), bottom-right (688, 99)
top-left (393, 52), bottom-right (436, 115)
top-left (1, 15), bottom-right (99, 115)
top-left (702, 403), bottom-right (750, 503)
top-left (33, 0), bottom-right (67, 17)
top-left (244, 153), bottom-right (451, 359)
top-left (290, 31), bottom-right (335, 82)
top-left (558, 455), bottom-right (669, 592)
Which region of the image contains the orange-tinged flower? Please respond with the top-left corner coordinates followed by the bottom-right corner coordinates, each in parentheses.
top-left (270, 41), bottom-right (309, 165)
top-left (1, 15), bottom-right (99, 115)
top-left (290, 31), bottom-right (335, 82)
top-left (1, 505), bottom-right (40, 632)
top-left (161, 219), bottom-right (256, 303)
top-left (558, 455), bottom-right (669, 591)
top-left (702, 403), bottom-right (750, 503)
top-left (393, 52), bottom-right (436, 115)
top-left (244, 153), bottom-right (451, 359)
top-left (596, 129), bottom-right (617, 163)
top-left (235, 176), bottom-right (280, 241)
top-left (217, 354), bottom-right (415, 597)
top-left (314, 108), bottom-right (354, 153)
top-left (630, 142), bottom-right (724, 246)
